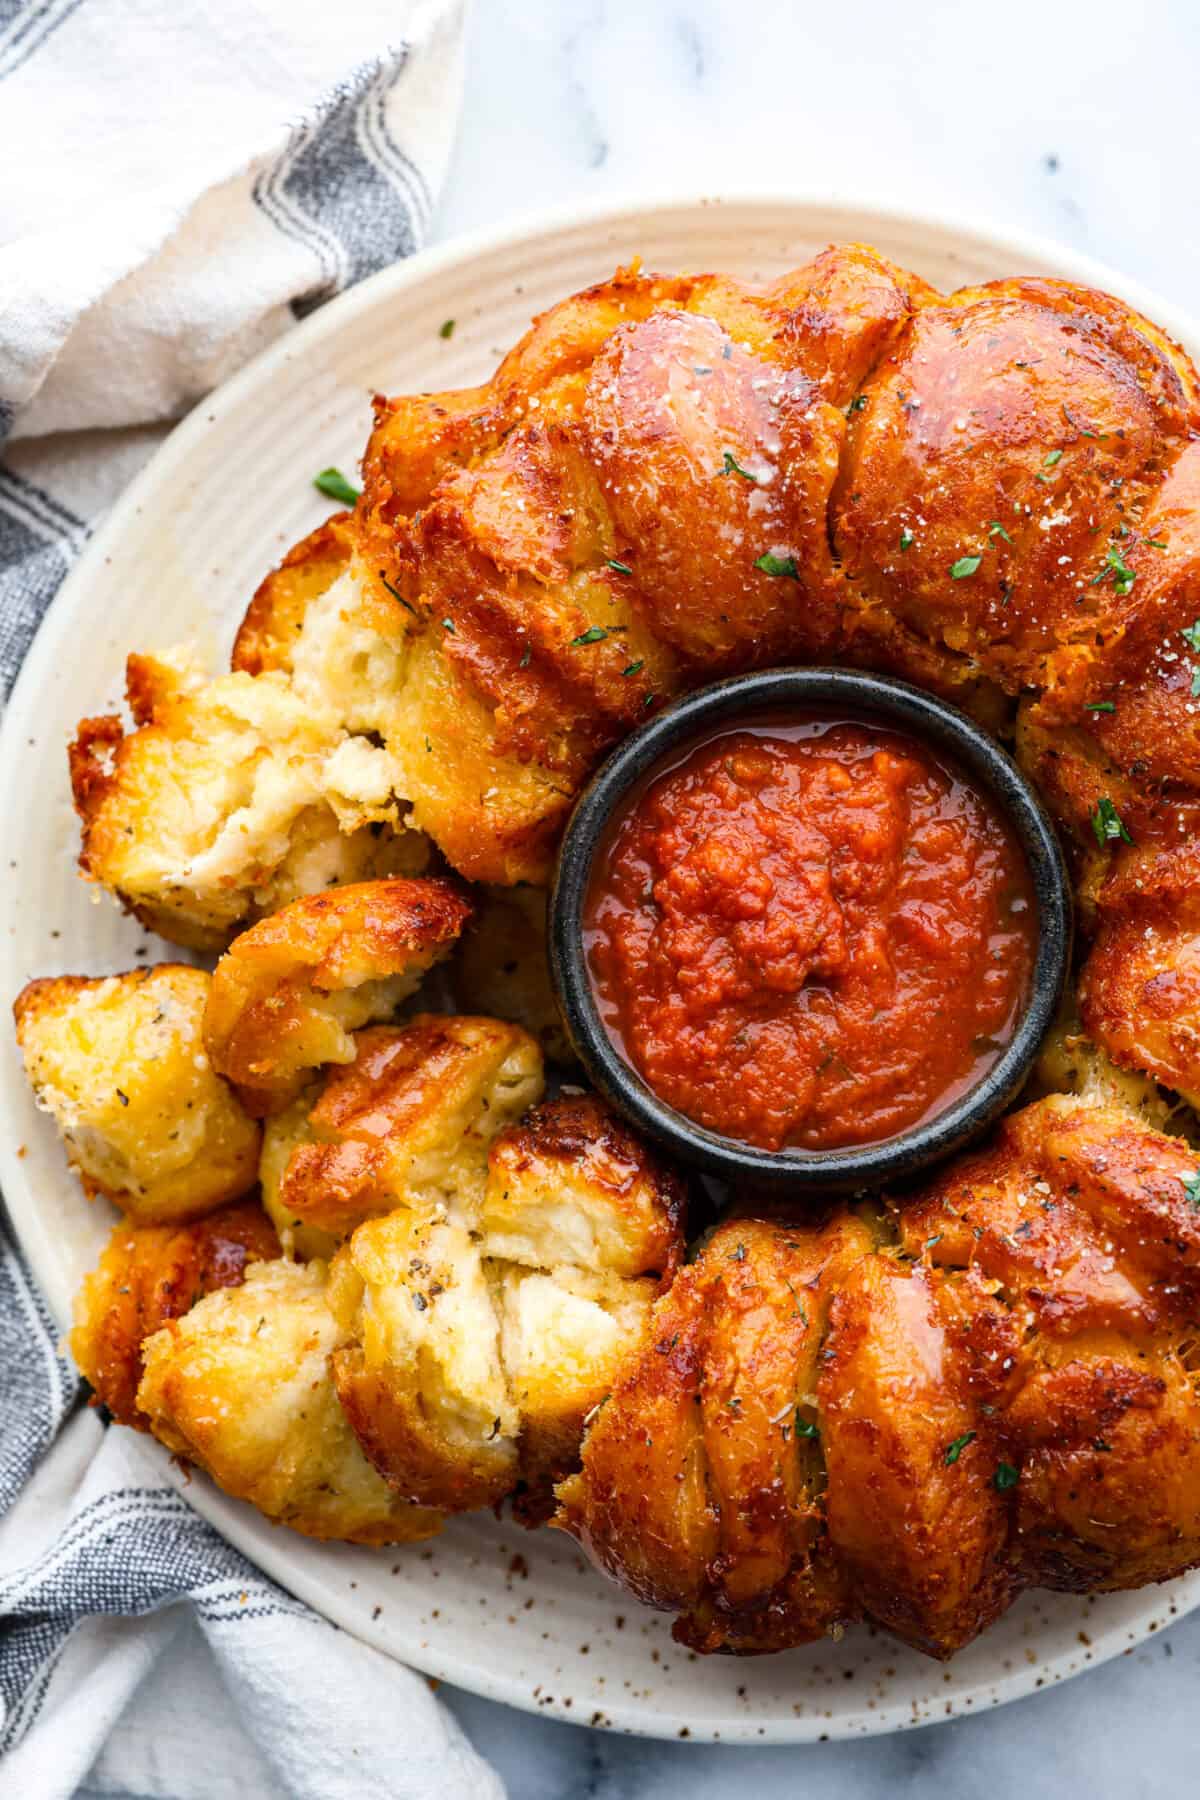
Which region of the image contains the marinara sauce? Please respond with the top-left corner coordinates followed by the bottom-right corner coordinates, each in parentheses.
top-left (584, 716), bottom-right (1036, 1153)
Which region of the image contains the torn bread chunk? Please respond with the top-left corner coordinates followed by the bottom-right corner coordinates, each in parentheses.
top-left (496, 1262), bottom-right (658, 1499)
top-left (329, 1211), bottom-right (520, 1512)
top-left (481, 1094), bottom-right (686, 1279)
top-left (70, 1200), bottom-right (279, 1427)
top-left (203, 876), bottom-right (473, 1116)
top-left (137, 1257), bottom-right (443, 1545)
top-left (328, 1093), bottom-right (686, 1513)
top-left (71, 537), bottom-right (426, 951)
top-left (15, 967), bottom-right (260, 1223)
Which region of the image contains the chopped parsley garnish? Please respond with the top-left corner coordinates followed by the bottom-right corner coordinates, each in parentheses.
top-left (1085, 700), bottom-right (1116, 712)
top-left (1147, 538), bottom-right (1169, 549)
top-left (571, 625), bottom-right (611, 646)
top-left (795, 1416), bottom-right (820, 1439)
top-left (1182, 1172), bottom-right (1200, 1207)
top-left (950, 554), bottom-right (982, 579)
top-left (622, 660), bottom-right (644, 678)
top-left (438, 319), bottom-right (455, 339)
top-left (1091, 796), bottom-right (1133, 848)
top-left (441, 618), bottom-right (456, 633)
top-left (1182, 620), bottom-right (1200, 653)
top-left (313, 467), bottom-right (360, 506)
top-left (754, 551), bottom-right (800, 580)
top-left (899, 527), bottom-right (914, 552)
top-left (944, 1430), bottom-right (976, 1465)
top-left (988, 520), bottom-right (1012, 543)
top-left (1043, 448), bottom-right (1063, 468)
top-left (993, 1461), bottom-right (1020, 1491)
top-left (605, 558), bottom-right (633, 576)
top-left (1191, 667), bottom-right (1200, 698)
top-left (720, 451), bottom-right (758, 482)
top-left (848, 394), bottom-right (868, 413)
top-left (1091, 544), bottom-right (1136, 597)
top-left (1063, 403), bottom-right (1105, 440)
top-left (729, 1243), bottom-right (747, 1261)
top-left (519, 644), bottom-right (532, 668)
top-left (378, 571), bottom-right (416, 615)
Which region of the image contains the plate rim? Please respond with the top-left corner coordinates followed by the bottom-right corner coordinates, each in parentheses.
top-left (4, 187), bottom-right (1199, 1743)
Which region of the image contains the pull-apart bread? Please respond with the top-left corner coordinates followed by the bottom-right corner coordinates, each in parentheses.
top-left (13, 241), bottom-right (1200, 1654)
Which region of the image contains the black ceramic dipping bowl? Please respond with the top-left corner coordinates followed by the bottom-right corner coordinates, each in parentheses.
top-left (548, 668), bottom-right (1071, 1194)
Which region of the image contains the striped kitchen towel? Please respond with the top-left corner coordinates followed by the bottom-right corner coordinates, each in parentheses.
top-left (0, 3), bottom-right (505, 1795)
top-left (0, 0), bottom-right (465, 693)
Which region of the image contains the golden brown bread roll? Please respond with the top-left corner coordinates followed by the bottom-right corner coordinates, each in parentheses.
top-left (70, 1200), bottom-right (280, 1428)
top-left (262, 1014), bottom-right (544, 1242)
top-left (203, 876), bottom-right (473, 1115)
top-left (557, 1093), bottom-right (1200, 1659)
top-left (69, 646), bottom-right (426, 950)
top-left (326, 1092), bottom-right (685, 1514)
top-left (254, 1047), bottom-right (689, 1517)
top-left (137, 1258), bottom-right (444, 1546)
top-left (15, 967), bottom-right (261, 1223)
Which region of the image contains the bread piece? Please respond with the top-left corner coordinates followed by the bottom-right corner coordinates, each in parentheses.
top-left (70, 1201), bottom-right (279, 1426)
top-left (15, 967), bottom-right (260, 1223)
top-left (558, 1095), bottom-right (1200, 1659)
top-left (329, 1211), bottom-right (519, 1511)
top-left (137, 1258), bottom-right (442, 1545)
top-left (480, 1094), bottom-right (685, 1279)
top-left (274, 1015), bottom-right (544, 1239)
top-left (70, 645), bottom-right (422, 951)
top-left (328, 1094), bottom-right (687, 1513)
top-left (71, 528), bottom-right (426, 950)
top-left (204, 877), bottom-right (472, 1115)
top-left (556, 1214), bottom-right (869, 1652)
top-left (834, 277), bottom-right (1199, 696)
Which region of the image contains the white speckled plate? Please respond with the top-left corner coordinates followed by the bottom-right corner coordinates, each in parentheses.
top-left (2, 195), bottom-right (1197, 1743)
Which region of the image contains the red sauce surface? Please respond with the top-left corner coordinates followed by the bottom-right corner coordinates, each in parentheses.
top-left (584, 716), bottom-right (1037, 1152)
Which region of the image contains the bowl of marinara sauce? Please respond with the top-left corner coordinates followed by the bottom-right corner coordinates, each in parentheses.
top-left (549, 668), bottom-right (1070, 1191)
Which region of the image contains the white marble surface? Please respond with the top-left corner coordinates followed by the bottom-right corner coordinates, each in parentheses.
top-left (431, 0), bottom-right (1200, 1793)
